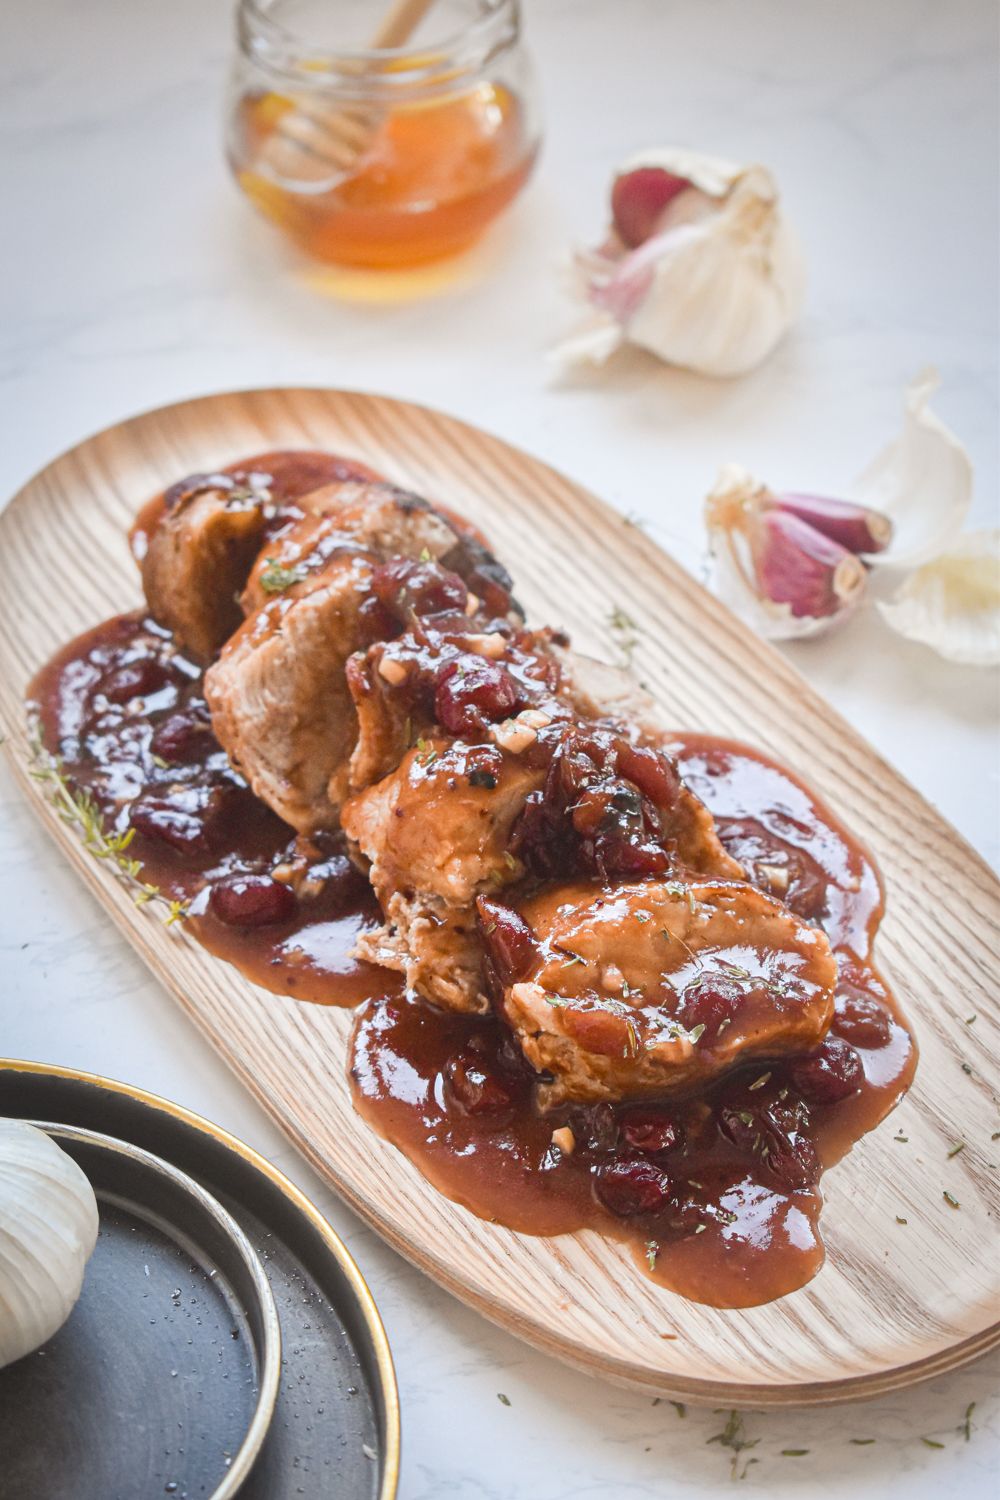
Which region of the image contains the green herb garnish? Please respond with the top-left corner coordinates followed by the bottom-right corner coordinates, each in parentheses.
top-left (259, 557), bottom-right (306, 594)
top-left (29, 735), bottom-right (186, 925)
top-left (607, 605), bottom-right (639, 668)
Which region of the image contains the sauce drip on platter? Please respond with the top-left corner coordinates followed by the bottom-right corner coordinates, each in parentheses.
top-left (28, 448), bottom-right (916, 1309)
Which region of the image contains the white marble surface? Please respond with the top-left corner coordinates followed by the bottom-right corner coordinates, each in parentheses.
top-left (2, 0), bottom-right (998, 1495)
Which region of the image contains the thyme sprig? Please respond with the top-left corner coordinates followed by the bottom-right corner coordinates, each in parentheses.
top-left (29, 735), bottom-right (187, 925)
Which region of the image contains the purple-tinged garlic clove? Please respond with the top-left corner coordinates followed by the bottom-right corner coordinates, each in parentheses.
top-left (749, 509), bottom-right (868, 621)
top-left (775, 493), bottom-right (893, 556)
top-left (610, 166), bottom-right (690, 249)
top-left (705, 465), bottom-right (867, 640)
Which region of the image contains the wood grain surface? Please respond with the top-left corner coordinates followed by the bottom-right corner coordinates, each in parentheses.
top-left (0, 389), bottom-right (997, 1406)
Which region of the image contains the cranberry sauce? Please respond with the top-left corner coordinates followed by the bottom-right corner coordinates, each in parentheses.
top-left (350, 737), bottom-right (915, 1309)
top-left (27, 447), bottom-right (916, 1310)
top-left (29, 612), bottom-right (389, 1006)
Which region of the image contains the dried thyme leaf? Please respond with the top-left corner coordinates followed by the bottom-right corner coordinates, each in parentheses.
top-left (497, 1393), bottom-right (511, 1407)
top-left (259, 558), bottom-right (306, 594)
top-left (607, 605), bottom-right (639, 668)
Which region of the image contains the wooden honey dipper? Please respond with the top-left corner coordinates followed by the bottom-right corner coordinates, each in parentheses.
top-left (260, 0), bottom-right (440, 186)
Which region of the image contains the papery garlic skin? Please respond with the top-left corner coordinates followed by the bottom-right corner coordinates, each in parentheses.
top-left (856, 369), bottom-right (973, 569)
top-left (0, 1120), bottom-right (99, 1369)
top-left (878, 529), bottom-right (1000, 666)
top-left (557, 148), bottom-right (806, 378)
top-left (705, 465), bottom-right (867, 640)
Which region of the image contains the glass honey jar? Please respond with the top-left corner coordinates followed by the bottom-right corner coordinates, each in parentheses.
top-left (225, 0), bottom-right (541, 269)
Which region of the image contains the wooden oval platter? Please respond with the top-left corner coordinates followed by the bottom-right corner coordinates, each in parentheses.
top-left (0, 389), bottom-right (997, 1406)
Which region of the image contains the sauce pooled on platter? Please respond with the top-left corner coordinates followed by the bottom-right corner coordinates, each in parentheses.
top-left (29, 449), bottom-right (916, 1310)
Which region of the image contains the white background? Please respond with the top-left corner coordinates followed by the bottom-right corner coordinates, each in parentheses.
top-left (2, 1), bottom-right (998, 1495)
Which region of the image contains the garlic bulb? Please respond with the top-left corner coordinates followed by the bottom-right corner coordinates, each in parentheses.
top-left (0, 1120), bottom-right (99, 1368)
top-left (878, 530), bottom-right (1000, 665)
top-left (554, 148), bottom-right (806, 378)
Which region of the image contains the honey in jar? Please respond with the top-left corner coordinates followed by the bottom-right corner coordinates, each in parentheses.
top-left (226, 1), bottom-right (540, 269)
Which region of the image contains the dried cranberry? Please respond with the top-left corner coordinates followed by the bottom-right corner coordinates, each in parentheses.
top-left (102, 658), bottom-right (170, 703)
top-left (372, 557), bottom-right (468, 619)
top-left (594, 1158), bottom-right (673, 1217)
top-left (313, 853), bottom-right (368, 908)
top-left (615, 742), bottom-right (681, 809)
top-left (209, 874), bottom-right (296, 927)
top-left (833, 993), bottom-right (892, 1048)
top-left (718, 1104), bottom-right (760, 1154)
top-left (719, 1097), bottom-right (820, 1188)
top-left (150, 711), bottom-right (217, 764)
top-left (763, 1123), bottom-right (820, 1189)
top-left (434, 657), bottom-right (519, 735)
top-left (789, 1036), bottom-right (863, 1104)
top-left (680, 975), bottom-right (744, 1040)
top-left (620, 1108), bottom-right (682, 1156)
top-left (129, 798), bottom-right (210, 854)
top-left (476, 897), bottom-right (537, 986)
top-left (444, 1045), bottom-right (515, 1122)
top-left (356, 592), bottom-right (399, 644)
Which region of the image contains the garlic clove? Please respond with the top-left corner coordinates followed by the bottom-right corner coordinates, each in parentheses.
top-left (705, 465), bottom-right (867, 640)
top-left (610, 166), bottom-right (689, 248)
top-left (775, 493), bottom-right (893, 556)
top-left (0, 1120), bottom-right (99, 1369)
top-left (750, 509), bottom-right (867, 621)
top-left (877, 528), bottom-right (1000, 665)
top-left (855, 368), bottom-right (973, 569)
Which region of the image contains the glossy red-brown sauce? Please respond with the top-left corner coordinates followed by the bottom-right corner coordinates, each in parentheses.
top-left (29, 450), bottom-right (916, 1309)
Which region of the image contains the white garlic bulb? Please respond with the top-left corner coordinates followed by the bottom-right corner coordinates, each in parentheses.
top-left (554, 148), bottom-right (807, 378)
top-left (0, 1119), bottom-right (99, 1368)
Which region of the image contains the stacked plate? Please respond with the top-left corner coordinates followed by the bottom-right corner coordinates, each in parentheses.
top-left (0, 1062), bottom-right (399, 1500)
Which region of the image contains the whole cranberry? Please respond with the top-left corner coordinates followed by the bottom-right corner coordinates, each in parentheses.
top-left (209, 874), bottom-right (296, 927)
top-left (594, 1158), bottom-right (673, 1217)
top-left (476, 897), bottom-right (537, 986)
top-left (619, 1108), bottom-right (682, 1156)
top-left (150, 711), bottom-right (217, 764)
top-left (444, 1045), bottom-right (515, 1122)
top-left (790, 1036), bottom-right (863, 1104)
top-left (371, 557), bottom-right (468, 618)
top-left (680, 975), bottom-right (744, 1041)
top-left (102, 658), bottom-right (170, 704)
top-left (833, 993), bottom-right (892, 1048)
top-left (434, 657), bottom-right (519, 735)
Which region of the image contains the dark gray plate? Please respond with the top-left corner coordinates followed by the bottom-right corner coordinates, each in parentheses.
top-left (0, 1061), bottom-right (400, 1500)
